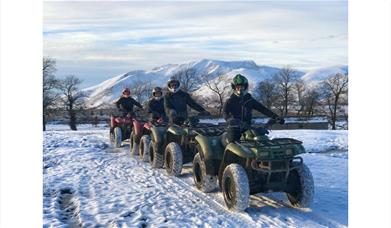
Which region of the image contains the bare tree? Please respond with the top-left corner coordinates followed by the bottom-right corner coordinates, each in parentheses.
top-left (321, 73), bottom-right (348, 130)
top-left (125, 81), bottom-right (153, 104)
top-left (43, 57), bottom-right (58, 131)
top-left (272, 67), bottom-right (299, 117)
top-left (253, 79), bottom-right (278, 109)
top-left (302, 87), bottom-right (321, 117)
top-left (294, 79), bottom-right (306, 117)
top-left (171, 67), bottom-right (199, 93)
top-left (57, 75), bottom-right (85, 130)
top-left (202, 74), bottom-right (231, 115)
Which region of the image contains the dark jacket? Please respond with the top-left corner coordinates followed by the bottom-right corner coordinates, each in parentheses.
top-left (164, 90), bottom-right (206, 121)
top-left (223, 93), bottom-right (278, 125)
top-left (147, 98), bottom-right (166, 120)
top-left (115, 96), bottom-right (142, 114)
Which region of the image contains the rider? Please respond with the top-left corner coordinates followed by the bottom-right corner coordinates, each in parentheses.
top-left (164, 77), bottom-right (210, 125)
top-left (147, 87), bottom-right (167, 123)
top-left (223, 74), bottom-right (285, 142)
top-left (115, 88), bottom-right (143, 117)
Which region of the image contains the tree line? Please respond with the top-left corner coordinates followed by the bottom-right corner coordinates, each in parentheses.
top-left (43, 57), bottom-right (348, 131)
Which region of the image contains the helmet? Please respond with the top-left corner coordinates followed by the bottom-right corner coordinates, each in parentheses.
top-left (152, 87), bottom-right (163, 100)
top-left (122, 88), bottom-right (131, 96)
top-left (167, 77), bottom-right (180, 93)
top-left (231, 74), bottom-right (248, 96)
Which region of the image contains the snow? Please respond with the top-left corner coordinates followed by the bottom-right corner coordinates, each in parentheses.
top-left (81, 59), bottom-right (347, 108)
top-left (44, 125), bottom-right (348, 227)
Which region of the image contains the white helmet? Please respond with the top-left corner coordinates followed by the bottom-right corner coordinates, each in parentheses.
top-left (167, 77), bottom-right (180, 93)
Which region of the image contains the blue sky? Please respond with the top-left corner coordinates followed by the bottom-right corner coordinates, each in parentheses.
top-left (43, 1), bottom-right (347, 88)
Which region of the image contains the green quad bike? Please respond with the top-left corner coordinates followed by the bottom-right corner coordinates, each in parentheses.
top-left (148, 116), bottom-right (225, 176)
top-left (192, 119), bottom-right (314, 211)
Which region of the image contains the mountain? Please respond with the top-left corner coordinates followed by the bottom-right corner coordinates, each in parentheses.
top-left (82, 59), bottom-right (347, 108)
top-left (301, 65), bottom-right (348, 86)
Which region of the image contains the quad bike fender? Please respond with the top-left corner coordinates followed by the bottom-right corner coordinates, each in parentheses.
top-left (167, 125), bottom-right (186, 136)
top-left (217, 148), bottom-right (249, 188)
top-left (150, 126), bottom-right (166, 145)
top-left (195, 135), bottom-right (224, 161)
top-left (110, 116), bottom-right (116, 128)
top-left (132, 119), bottom-right (142, 136)
top-left (195, 135), bottom-right (224, 176)
top-left (224, 142), bottom-right (256, 159)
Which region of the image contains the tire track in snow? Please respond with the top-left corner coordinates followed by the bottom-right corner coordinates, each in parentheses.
top-left (179, 164), bottom-right (345, 228)
top-left (44, 129), bottom-right (347, 227)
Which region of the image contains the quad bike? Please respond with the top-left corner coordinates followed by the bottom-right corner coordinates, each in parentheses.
top-left (109, 114), bottom-right (133, 148)
top-left (138, 117), bottom-right (165, 162)
top-left (109, 110), bottom-right (143, 149)
top-left (128, 115), bottom-right (149, 156)
top-left (192, 119), bottom-right (314, 211)
top-left (148, 115), bottom-right (225, 176)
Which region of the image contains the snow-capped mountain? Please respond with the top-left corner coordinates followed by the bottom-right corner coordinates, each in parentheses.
top-left (301, 65), bottom-right (348, 86)
top-left (82, 59), bottom-right (347, 108)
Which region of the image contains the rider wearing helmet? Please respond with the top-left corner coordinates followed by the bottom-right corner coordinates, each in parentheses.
top-left (164, 77), bottom-right (210, 125)
top-left (147, 87), bottom-right (166, 123)
top-left (223, 74), bottom-right (284, 142)
top-left (115, 88), bottom-right (143, 116)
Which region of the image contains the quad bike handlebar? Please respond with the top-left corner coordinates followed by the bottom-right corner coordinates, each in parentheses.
top-left (264, 117), bottom-right (285, 129)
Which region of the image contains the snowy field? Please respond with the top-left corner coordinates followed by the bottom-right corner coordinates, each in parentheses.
top-left (43, 124), bottom-right (348, 227)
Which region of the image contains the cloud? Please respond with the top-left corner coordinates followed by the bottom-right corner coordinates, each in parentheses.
top-left (43, 1), bottom-right (347, 87)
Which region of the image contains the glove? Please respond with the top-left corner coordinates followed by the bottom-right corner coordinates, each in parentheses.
top-left (275, 117), bottom-right (285, 125)
top-left (151, 111), bottom-right (161, 119)
top-left (200, 111), bottom-right (211, 116)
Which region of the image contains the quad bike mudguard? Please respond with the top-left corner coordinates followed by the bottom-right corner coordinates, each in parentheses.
top-left (225, 142), bottom-right (256, 159)
top-left (167, 125), bottom-right (187, 136)
top-left (195, 135), bottom-right (225, 175)
top-left (132, 119), bottom-right (142, 136)
top-left (150, 125), bottom-right (167, 145)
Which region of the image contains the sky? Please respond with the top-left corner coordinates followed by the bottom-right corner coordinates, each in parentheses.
top-left (43, 1), bottom-right (348, 88)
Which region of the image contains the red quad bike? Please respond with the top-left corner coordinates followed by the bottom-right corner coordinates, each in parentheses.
top-left (109, 112), bottom-right (143, 150)
top-left (128, 116), bottom-right (148, 156)
top-left (138, 117), bottom-right (165, 162)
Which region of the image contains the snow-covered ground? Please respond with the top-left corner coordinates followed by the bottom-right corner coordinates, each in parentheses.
top-left (43, 124), bottom-right (348, 227)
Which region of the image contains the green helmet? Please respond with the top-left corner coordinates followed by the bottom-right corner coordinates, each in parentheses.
top-left (231, 74), bottom-right (249, 96)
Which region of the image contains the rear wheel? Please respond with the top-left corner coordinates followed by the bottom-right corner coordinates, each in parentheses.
top-left (192, 152), bottom-right (217, 192)
top-left (139, 135), bottom-right (151, 162)
top-left (222, 164), bottom-right (249, 211)
top-left (109, 130), bottom-right (115, 145)
top-left (113, 127), bottom-right (122, 148)
top-left (164, 142), bottom-right (183, 176)
top-left (149, 140), bottom-right (163, 168)
top-left (286, 162), bottom-right (314, 208)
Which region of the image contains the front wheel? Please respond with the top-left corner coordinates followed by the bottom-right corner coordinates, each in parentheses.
top-left (139, 135), bottom-right (151, 162)
top-left (192, 152), bottom-right (217, 192)
top-left (286, 162), bottom-right (314, 208)
top-left (149, 140), bottom-right (164, 168)
top-left (164, 142), bottom-right (183, 176)
top-left (222, 163), bottom-right (249, 211)
top-left (113, 127), bottom-right (122, 148)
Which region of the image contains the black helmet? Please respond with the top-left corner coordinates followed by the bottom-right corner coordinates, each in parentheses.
top-left (231, 74), bottom-right (249, 96)
top-left (167, 77), bottom-right (180, 93)
top-left (152, 87), bottom-right (163, 100)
